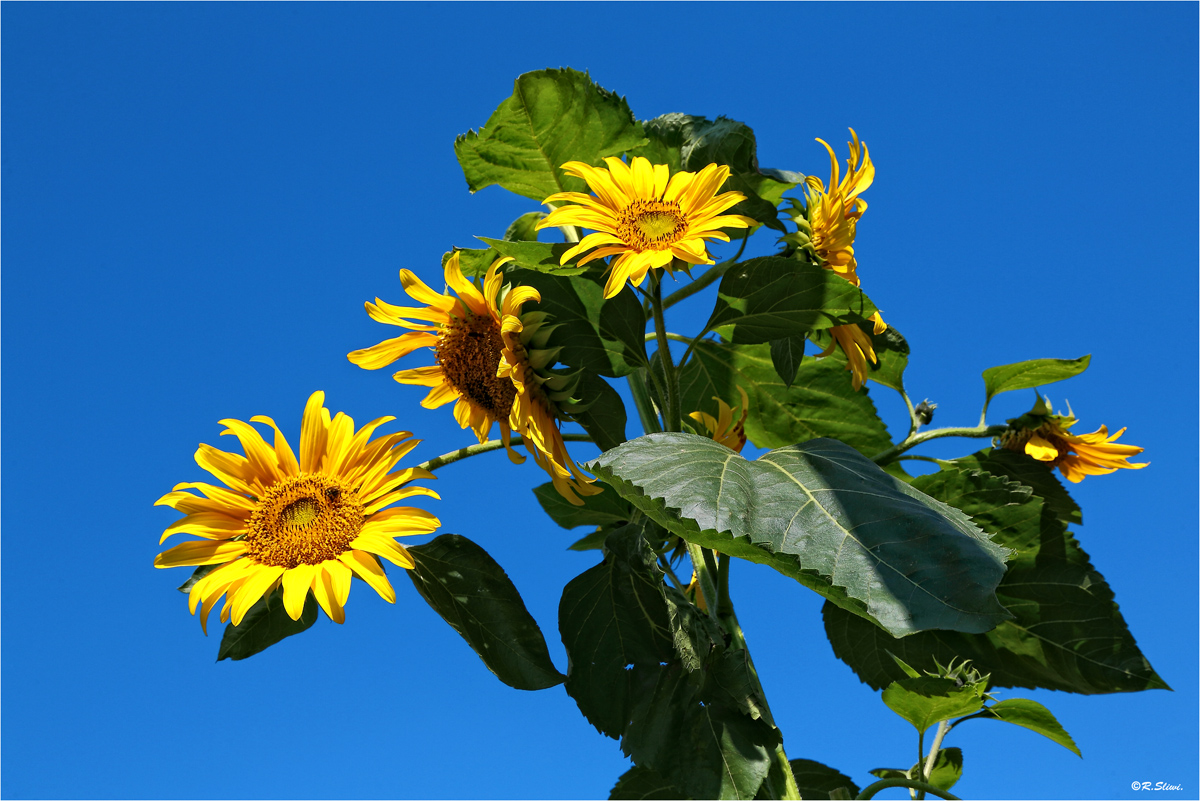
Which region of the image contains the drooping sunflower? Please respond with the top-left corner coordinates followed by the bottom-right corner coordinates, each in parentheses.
top-left (788, 130), bottom-right (886, 391)
top-left (347, 252), bottom-right (600, 505)
top-left (1000, 396), bottom-right (1148, 483)
top-left (688, 386), bottom-right (750, 453)
top-left (154, 391), bottom-right (440, 631)
top-left (537, 156), bottom-right (755, 299)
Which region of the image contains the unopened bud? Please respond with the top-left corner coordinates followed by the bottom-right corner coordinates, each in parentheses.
top-left (915, 399), bottom-right (937, 425)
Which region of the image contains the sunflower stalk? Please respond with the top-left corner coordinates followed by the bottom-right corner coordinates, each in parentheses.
top-left (871, 424), bottom-right (1009, 465)
top-left (416, 433), bottom-right (595, 473)
top-left (649, 271), bottom-right (682, 432)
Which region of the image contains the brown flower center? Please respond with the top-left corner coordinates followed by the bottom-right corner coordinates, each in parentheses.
top-left (243, 475), bottom-right (364, 568)
top-left (618, 200), bottom-right (688, 250)
top-left (436, 311), bottom-right (516, 420)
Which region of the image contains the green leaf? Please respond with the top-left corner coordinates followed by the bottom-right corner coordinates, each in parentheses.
top-left (590, 433), bottom-right (1011, 637)
top-left (478, 237), bottom-right (589, 276)
top-left (922, 748), bottom-right (964, 791)
top-left (177, 563), bottom-right (220, 594)
top-left (534, 481), bottom-right (632, 530)
top-left (407, 534), bottom-right (564, 691)
top-left (569, 370), bottom-right (628, 452)
top-left (217, 591), bottom-right (318, 661)
top-left (982, 355), bottom-right (1091, 407)
top-left (882, 677), bottom-right (986, 733)
top-left (632, 113), bottom-right (799, 233)
top-left (507, 264), bottom-right (648, 377)
top-left (789, 759), bottom-right (861, 799)
top-left (823, 464), bottom-right (1170, 693)
top-left (952, 447), bottom-right (1082, 526)
top-left (568, 527), bottom-right (613, 552)
top-left (983, 698), bottom-right (1081, 756)
top-left (454, 68), bottom-right (647, 202)
top-left (868, 767), bottom-right (910, 781)
top-left (707, 256), bottom-right (878, 344)
top-left (442, 246), bottom-right (498, 280)
top-left (769, 335), bottom-right (805, 388)
top-left (676, 338), bottom-right (893, 457)
top-left (609, 766), bottom-right (681, 800)
top-left (504, 211), bottom-right (545, 242)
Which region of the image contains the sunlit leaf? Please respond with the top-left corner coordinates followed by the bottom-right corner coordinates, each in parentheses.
top-left (590, 433), bottom-right (1011, 637)
top-left (983, 698), bottom-right (1081, 756)
top-left (881, 677), bottom-right (986, 734)
top-left (408, 534), bottom-right (564, 691)
top-left (478, 237), bottom-right (589, 276)
top-left (982, 355), bottom-right (1091, 408)
top-left (455, 68), bottom-right (647, 202)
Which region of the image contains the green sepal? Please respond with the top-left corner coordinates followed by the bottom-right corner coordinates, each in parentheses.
top-left (217, 591), bottom-right (319, 662)
top-left (407, 534), bottom-right (564, 691)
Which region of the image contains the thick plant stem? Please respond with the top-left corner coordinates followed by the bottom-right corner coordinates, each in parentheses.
top-left (649, 272), bottom-right (682, 432)
top-left (627, 368), bottom-right (664, 434)
top-left (917, 721), bottom-right (951, 800)
top-left (871, 424), bottom-right (1008, 465)
top-left (685, 542), bottom-right (720, 624)
top-left (416, 434), bottom-right (593, 472)
top-left (856, 778), bottom-right (960, 800)
top-left (661, 233), bottom-right (749, 310)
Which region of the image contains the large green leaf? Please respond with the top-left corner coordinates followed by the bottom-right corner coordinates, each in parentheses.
top-left (952, 447), bottom-right (1082, 526)
top-left (706, 256), bottom-right (878, 344)
top-left (559, 523), bottom-right (778, 799)
top-left (407, 534), bottom-right (564, 691)
top-left (568, 370), bottom-right (628, 452)
top-left (477, 237), bottom-right (589, 276)
top-left (981, 355), bottom-right (1091, 409)
top-left (632, 113), bottom-right (799, 233)
top-left (982, 698), bottom-right (1081, 756)
top-left (507, 264), bottom-right (648, 377)
top-left (609, 766), bottom-right (680, 800)
top-left (676, 338), bottom-right (893, 456)
top-left (454, 68), bottom-right (647, 202)
top-left (823, 465), bottom-right (1169, 693)
top-left (590, 433), bottom-right (1011, 637)
top-left (217, 591), bottom-right (318, 661)
top-left (788, 759), bottom-right (861, 799)
top-left (881, 677), bottom-right (987, 734)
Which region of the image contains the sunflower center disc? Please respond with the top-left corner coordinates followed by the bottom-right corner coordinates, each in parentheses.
top-left (436, 312), bottom-right (516, 419)
top-left (244, 474), bottom-right (364, 568)
top-left (619, 200), bottom-right (686, 250)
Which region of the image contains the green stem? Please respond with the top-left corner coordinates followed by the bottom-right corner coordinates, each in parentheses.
top-left (856, 779), bottom-right (960, 801)
top-left (918, 721), bottom-right (951, 799)
top-left (716, 553), bottom-right (732, 617)
top-left (628, 367), bottom-right (665, 434)
top-left (871, 424), bottom-right (1008, 466)
top-left (661, 233), bottom-right (749, 310)
top-left (685, 542), bottom-right (720, 623)
top-left (643, 332), bottom-right (694, 344)
top-left (649, 272), bottom-right (682, 432)
top-left (416, 434), bottom-right (593, 472)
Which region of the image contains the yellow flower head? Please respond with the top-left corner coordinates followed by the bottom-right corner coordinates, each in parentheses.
top-left (688, 386), bottom-right (750, 453)
top-left (796, 129), bottom-right (886, 391)
top-left (1001, 396), bottom-right (1149, 483)
top-left (347, 252), bottom-right (600, 505)
top-left (154, 391), bottom-right (440, 631)
top-left (537, 156), bottom-right (755, 299)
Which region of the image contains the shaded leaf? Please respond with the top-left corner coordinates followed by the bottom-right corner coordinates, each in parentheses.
top-left (769, 335), bottom-right (805, 388)
top-left (882, 677), bottom-right (986, 733)
top-left (568, 527), bottom-right (612, 552)
top-left (534, 481), bottom-right (632, 530)
top-left (508, 264), bottom-right (648, 377)
top-left (676, 338), bottom-right (893, 457)
top-left (609, 766), bottom-right (681, 800)
top-left (982, 355), bottom-right (1091, 407)
top-left (707, 257), bottom-right (878, 344)
top-left (823, 465), bottom-right (1169, 693)
top-left (178, 563), bottom-right (220, 594)
top-left (504, 211), bottom-right (545, 242)
top-left (455, 68), bottom-right (646, 202)
top-left (569, 370), bottom-right (628, 452)
top-left (983, 698), bottom-right (1081, 756)
top-left (953, 447), bottom-right (1082, 526)
top-left (788, 758), bottom-right (861, 799)
top-left (217, 591), bottom-right (318, 661)
top-left (924, 747), bottom-right (964, 791)
top-left (478, 237), bottom-right (589, 276)
top-left (590, 433), bottom-right (1011, 637)
top-left (408, 534), bottom-right (563, 691)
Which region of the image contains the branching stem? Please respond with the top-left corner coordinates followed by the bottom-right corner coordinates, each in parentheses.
top-left (871, 424), bottom-right (1008, 465)
top-left (918, 720), bottom-right (951, 800)
top-left (416, 434), bottom-right (593, 472)
top-left (856, 778), bottom-right (960, 801)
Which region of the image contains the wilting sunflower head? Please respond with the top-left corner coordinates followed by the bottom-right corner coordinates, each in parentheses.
top-left (347, 252), bottom-right (601, 505)
top-left (154, 391), bottom-right (441, 631)
top-left (536, 156), bottom-right (755, 299)
top-left (689, 386), bottom-right (750, 453)
top-left (1000, 395), bottom-right (1149, 483)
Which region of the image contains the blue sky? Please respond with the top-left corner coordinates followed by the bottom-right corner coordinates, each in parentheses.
top-left (2, 3), bottom-right (1196, 799)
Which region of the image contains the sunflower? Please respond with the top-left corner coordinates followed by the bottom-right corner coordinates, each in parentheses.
top-left (1000, 396), bottom-right (1149, 483)
top-left (154, 391), bottom-right (440, 631)
top-left (347, 252), bottom-right (600, 505)
top-left (789, 130), bottom-right (886, 391)
top-left (536, 156), bottom-right (755, 299)
top-left (688, 386), bottom-right (750, 453)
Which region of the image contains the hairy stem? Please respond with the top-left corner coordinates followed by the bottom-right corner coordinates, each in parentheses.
top-left (857, 778), bottom-right (960, 801)
top-left (627, 368), bottom-right (664, 434)
top-left (917, 721), bottom-right (951, 800)
top-left (871, 424), bottom-right (1009, 465)
top-left (416, 434), bottom-right (593, 472)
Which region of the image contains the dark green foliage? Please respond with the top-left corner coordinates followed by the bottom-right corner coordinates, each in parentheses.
top-left (788, 759), bottom-right (861, 799)
top-left (217, 591), bottom-right (318, 661)
top-left (768, 335), bottom-right (805, 388)
top-left (407, 534), bottom-right (564, 691)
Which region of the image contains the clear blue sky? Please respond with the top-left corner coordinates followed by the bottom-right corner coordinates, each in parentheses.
top-left (3, 3), bottom-right (1196, 799)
